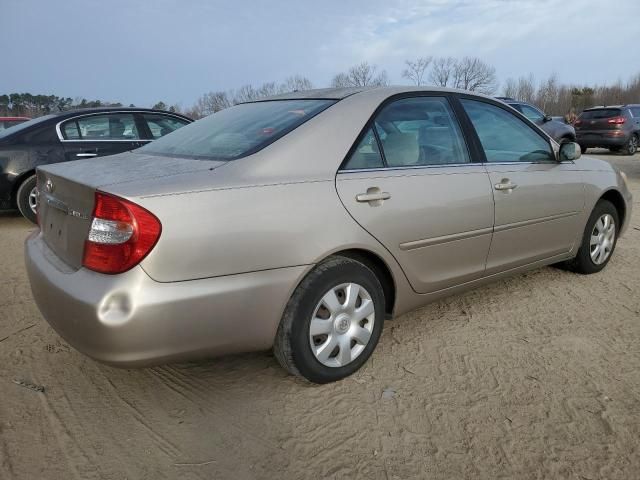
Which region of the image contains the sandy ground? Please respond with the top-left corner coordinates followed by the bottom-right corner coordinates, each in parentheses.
top-left (1, 151), bottom-right (639, 480)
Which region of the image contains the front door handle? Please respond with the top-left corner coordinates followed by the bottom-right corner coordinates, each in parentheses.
top-left (356, 188), bottom-right (391, 206)
top-left (494, 179), bottom-right (518, 191)
top-left (76, 152), bottom-right (98, 158)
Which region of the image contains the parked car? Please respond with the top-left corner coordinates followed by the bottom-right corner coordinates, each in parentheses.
top-left (0, 116), bottom-right (30, 130)
top-left (496, 97), bottom-right (576, 143)
top-left (0, 108), bottom-right (192, 222)
top-left (25, 87), bottom-right (632, 384)
top-left (575, 105), bottom-right (640, 155)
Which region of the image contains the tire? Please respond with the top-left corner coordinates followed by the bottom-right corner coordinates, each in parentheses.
top-left (273, 256), bottom-right (385, 384)
top-left (563, 200), bottom-right (619, 274)
top-left (16, 175), bottom-right (38, 224)
top-left (624, 134), bottom-right (638, 155)
top-left (579, 144), bottom-right (588, 154)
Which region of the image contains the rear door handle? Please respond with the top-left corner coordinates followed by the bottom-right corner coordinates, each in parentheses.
top-left (356, 188), bottom-right (391, 206)
top-left (494, 179), bottom-right (518, 191)
top-left (76, 152), bottom-right (97, 158)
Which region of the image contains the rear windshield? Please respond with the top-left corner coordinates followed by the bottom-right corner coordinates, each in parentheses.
top-left (579, 109), bottom-right (621, 120)
top-left (0, 114), bottom-right (55, 140)
top-left (138, 99), bottom-right (335, 160)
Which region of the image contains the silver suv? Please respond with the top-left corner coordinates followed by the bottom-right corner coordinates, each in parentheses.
top-left (496, 97), bottom-right (576, 144)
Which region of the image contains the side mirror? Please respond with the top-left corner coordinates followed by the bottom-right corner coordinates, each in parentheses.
top-left (559, 141), bottom-right (581, 162)
top-left (543, 115), bottom-right (552, 123)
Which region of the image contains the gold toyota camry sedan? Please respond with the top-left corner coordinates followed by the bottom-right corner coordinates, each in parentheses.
top-left (25, 87), bottom-right (633, 383)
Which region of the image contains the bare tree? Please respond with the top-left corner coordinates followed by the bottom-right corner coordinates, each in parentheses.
top-left (402, 57), bottom-right (432, 86)
top-left (279, 75), bottom-right (313, 93)
top-left (516, 74), bottom-right (536, 103)
top-left (331, 62), bottom-right (389, 88)
top-left (428, 57), bottom-right (457, 87)
top-left (503, 78), bottom-right (518, 98)
top-left (452, 57), bottom-right (498, 94)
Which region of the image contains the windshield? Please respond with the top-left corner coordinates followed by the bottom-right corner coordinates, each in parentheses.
top-left (0, 114), bottom-right (56, 140)
top-left (580, 109), bottom-right (621, 120)
top-left (138, 99), bottom-right (335, 160)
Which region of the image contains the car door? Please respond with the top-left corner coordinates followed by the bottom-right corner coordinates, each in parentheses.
top-left (336, 95), bottom-right (494, 294)
top-left (59, 112), bottom-right (144, 161)
top-left (630, 107), bottom-right (640, 133)
top-left (459, 97), bottom-right (584, 273)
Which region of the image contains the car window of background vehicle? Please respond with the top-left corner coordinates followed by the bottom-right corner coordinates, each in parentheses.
top-left (142, 114), bottom-right (189, 139)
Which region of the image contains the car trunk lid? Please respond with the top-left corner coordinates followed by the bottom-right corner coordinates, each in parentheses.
top-left (36, 152), bottom-right (225, 270)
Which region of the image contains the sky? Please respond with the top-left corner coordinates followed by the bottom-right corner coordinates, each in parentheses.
top-left (1, 0), bottom-right (638, 108)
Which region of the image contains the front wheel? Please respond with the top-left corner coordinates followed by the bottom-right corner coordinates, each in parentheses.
top-left (274, 256), bottom-right (385, 383)
top-left (563, 200), bottom-right (619, 274)
top-left (16, 175), bottom-right (38, 224)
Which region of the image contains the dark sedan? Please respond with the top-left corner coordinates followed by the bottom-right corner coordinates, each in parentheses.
top-left (0, 107), bottom-right (192, 222)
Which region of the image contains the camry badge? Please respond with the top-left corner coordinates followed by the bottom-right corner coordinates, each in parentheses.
top-left (45, 179), bottom-right (54, 193)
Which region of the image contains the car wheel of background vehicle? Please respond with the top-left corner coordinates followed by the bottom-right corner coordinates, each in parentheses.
top-left (273, 256), bottom-right (385, 384)
top-left (16, 175), bottom-right (38, 224)
top-left (579, 144), bottom-right (588, 154)
top-left (562, 199), bottom-right (619, 274)
top-left (625, 134), bottom-right (638, 155)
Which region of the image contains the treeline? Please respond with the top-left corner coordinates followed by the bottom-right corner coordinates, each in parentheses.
top-left (503, 73), bottom-right (640, 116)
top-left (0, 93), bottom-right (136, 118)
top-left (2, 59), bottom-right (639, 120)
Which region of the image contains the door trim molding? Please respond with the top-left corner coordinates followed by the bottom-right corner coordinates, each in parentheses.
top-left (494, 211), bottom-right (579, 233)
top-left (399, 226), bottom-right (493, 251)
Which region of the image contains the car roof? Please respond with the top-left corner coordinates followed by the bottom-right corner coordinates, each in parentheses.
top-left (45, 107), bottom-right (192, 121)
top-left (251, 86), bottom-right (496, 103)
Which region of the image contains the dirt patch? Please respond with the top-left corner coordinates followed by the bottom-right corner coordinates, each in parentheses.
top-left (1, 152), bottom-right (639, 479)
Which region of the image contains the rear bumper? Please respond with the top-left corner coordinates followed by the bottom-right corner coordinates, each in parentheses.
top-left (25, 232), bottom-right (306, 367)
top-left (577, 132), bottom-right (630, 148)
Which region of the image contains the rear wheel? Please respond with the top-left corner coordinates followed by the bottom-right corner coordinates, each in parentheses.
top-left (624, 134), bottom-right (638, 155)
top-left (16, 175), bottom-right (38, 224)
top-left (274, 256), bottom-right (385, 383)
top-left (563, 200), bottom-right (619, 274)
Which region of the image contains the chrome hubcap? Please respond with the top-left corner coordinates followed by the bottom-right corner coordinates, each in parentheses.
top-left (629, 136), bottom-right (638, 154)
top-left (309, 283), bottom-right (375, 368)
top-left (590, 213), bottom-right (615, 265)
top-left (28, 187), bottom-right (38, 214)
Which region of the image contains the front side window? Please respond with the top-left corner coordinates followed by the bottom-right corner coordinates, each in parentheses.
top-left (351, 96), bottom-right (470, 168)
top-left (62, 113), bottom-right (140, 140)
top-left (139, 99), bottom-right (334, 160)
top-left (461, 99), bottom-right (554, 163)
top-left (518, 104), bottom-right (545, 123)
top-left (143, 114), bottom-right (189, 139)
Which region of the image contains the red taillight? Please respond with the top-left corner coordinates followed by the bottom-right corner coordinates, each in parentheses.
top-left (607, 116), bottom-right (625, 124)
top-left (82, 192), bottom-right (161, 274)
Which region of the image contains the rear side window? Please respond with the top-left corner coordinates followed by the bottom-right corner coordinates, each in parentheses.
top-left (142, 114), bottom-right (189, 139)
top-left (579, 109), bottom-right (621, 120)
top-left (343, 96), bottom-right (470, 169)
top-left (61, 113), bottom-right (140, 140)
top-left (139, 99), bottom-right (335, 160)
top-left (629, 107), bottom-right (640, 118)
top-left (461, 99), bottom-right (553, 163)
top-left (342, 128), bottom-right (384, 170)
